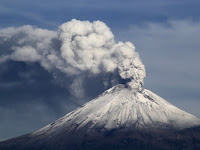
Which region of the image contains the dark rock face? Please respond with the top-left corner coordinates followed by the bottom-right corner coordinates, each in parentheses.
top-left (1, 126), bottom-right (200, 150)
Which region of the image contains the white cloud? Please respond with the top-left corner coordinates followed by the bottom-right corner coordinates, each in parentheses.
top-left (0, 19), bottom-right (146, 99)
top-left (11, 46), bottom-right (41, 62)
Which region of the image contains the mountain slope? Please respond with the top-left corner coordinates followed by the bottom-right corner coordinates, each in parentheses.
top-left (32, 84), bottom-right (200, 137)
top-left (1, 84), bottom-right (200, 150)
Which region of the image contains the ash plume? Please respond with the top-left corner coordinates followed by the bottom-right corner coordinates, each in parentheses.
top-left (0, 19), bottom-right (146, 100)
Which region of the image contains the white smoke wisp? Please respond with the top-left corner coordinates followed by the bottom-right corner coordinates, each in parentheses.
top-left (57, 19), bottom-right (146, 89)
top-left (0, 19), bottom-right (146, 99)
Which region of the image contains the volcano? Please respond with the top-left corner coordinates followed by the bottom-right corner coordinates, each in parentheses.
top-left (1, 85), bottom-right (200, 150)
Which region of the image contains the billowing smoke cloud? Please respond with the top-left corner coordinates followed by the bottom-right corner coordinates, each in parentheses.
top-left (0, 19), bottom-right (145, 101)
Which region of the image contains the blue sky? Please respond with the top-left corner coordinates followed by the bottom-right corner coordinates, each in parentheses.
top-left (0, 0), bottom-right (200, 141)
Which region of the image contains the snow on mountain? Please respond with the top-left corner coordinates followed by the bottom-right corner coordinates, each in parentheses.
top-left (32, 84), bottom-right (200, 137)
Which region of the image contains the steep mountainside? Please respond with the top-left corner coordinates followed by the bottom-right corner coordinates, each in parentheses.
top-left (1, 84), bottom-right (200, 150)
top-left (33, 84), bottom-right (200, 137)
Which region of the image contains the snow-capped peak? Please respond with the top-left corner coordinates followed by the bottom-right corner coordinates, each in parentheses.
top-left (33, 85), bottom-right (200, 136)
